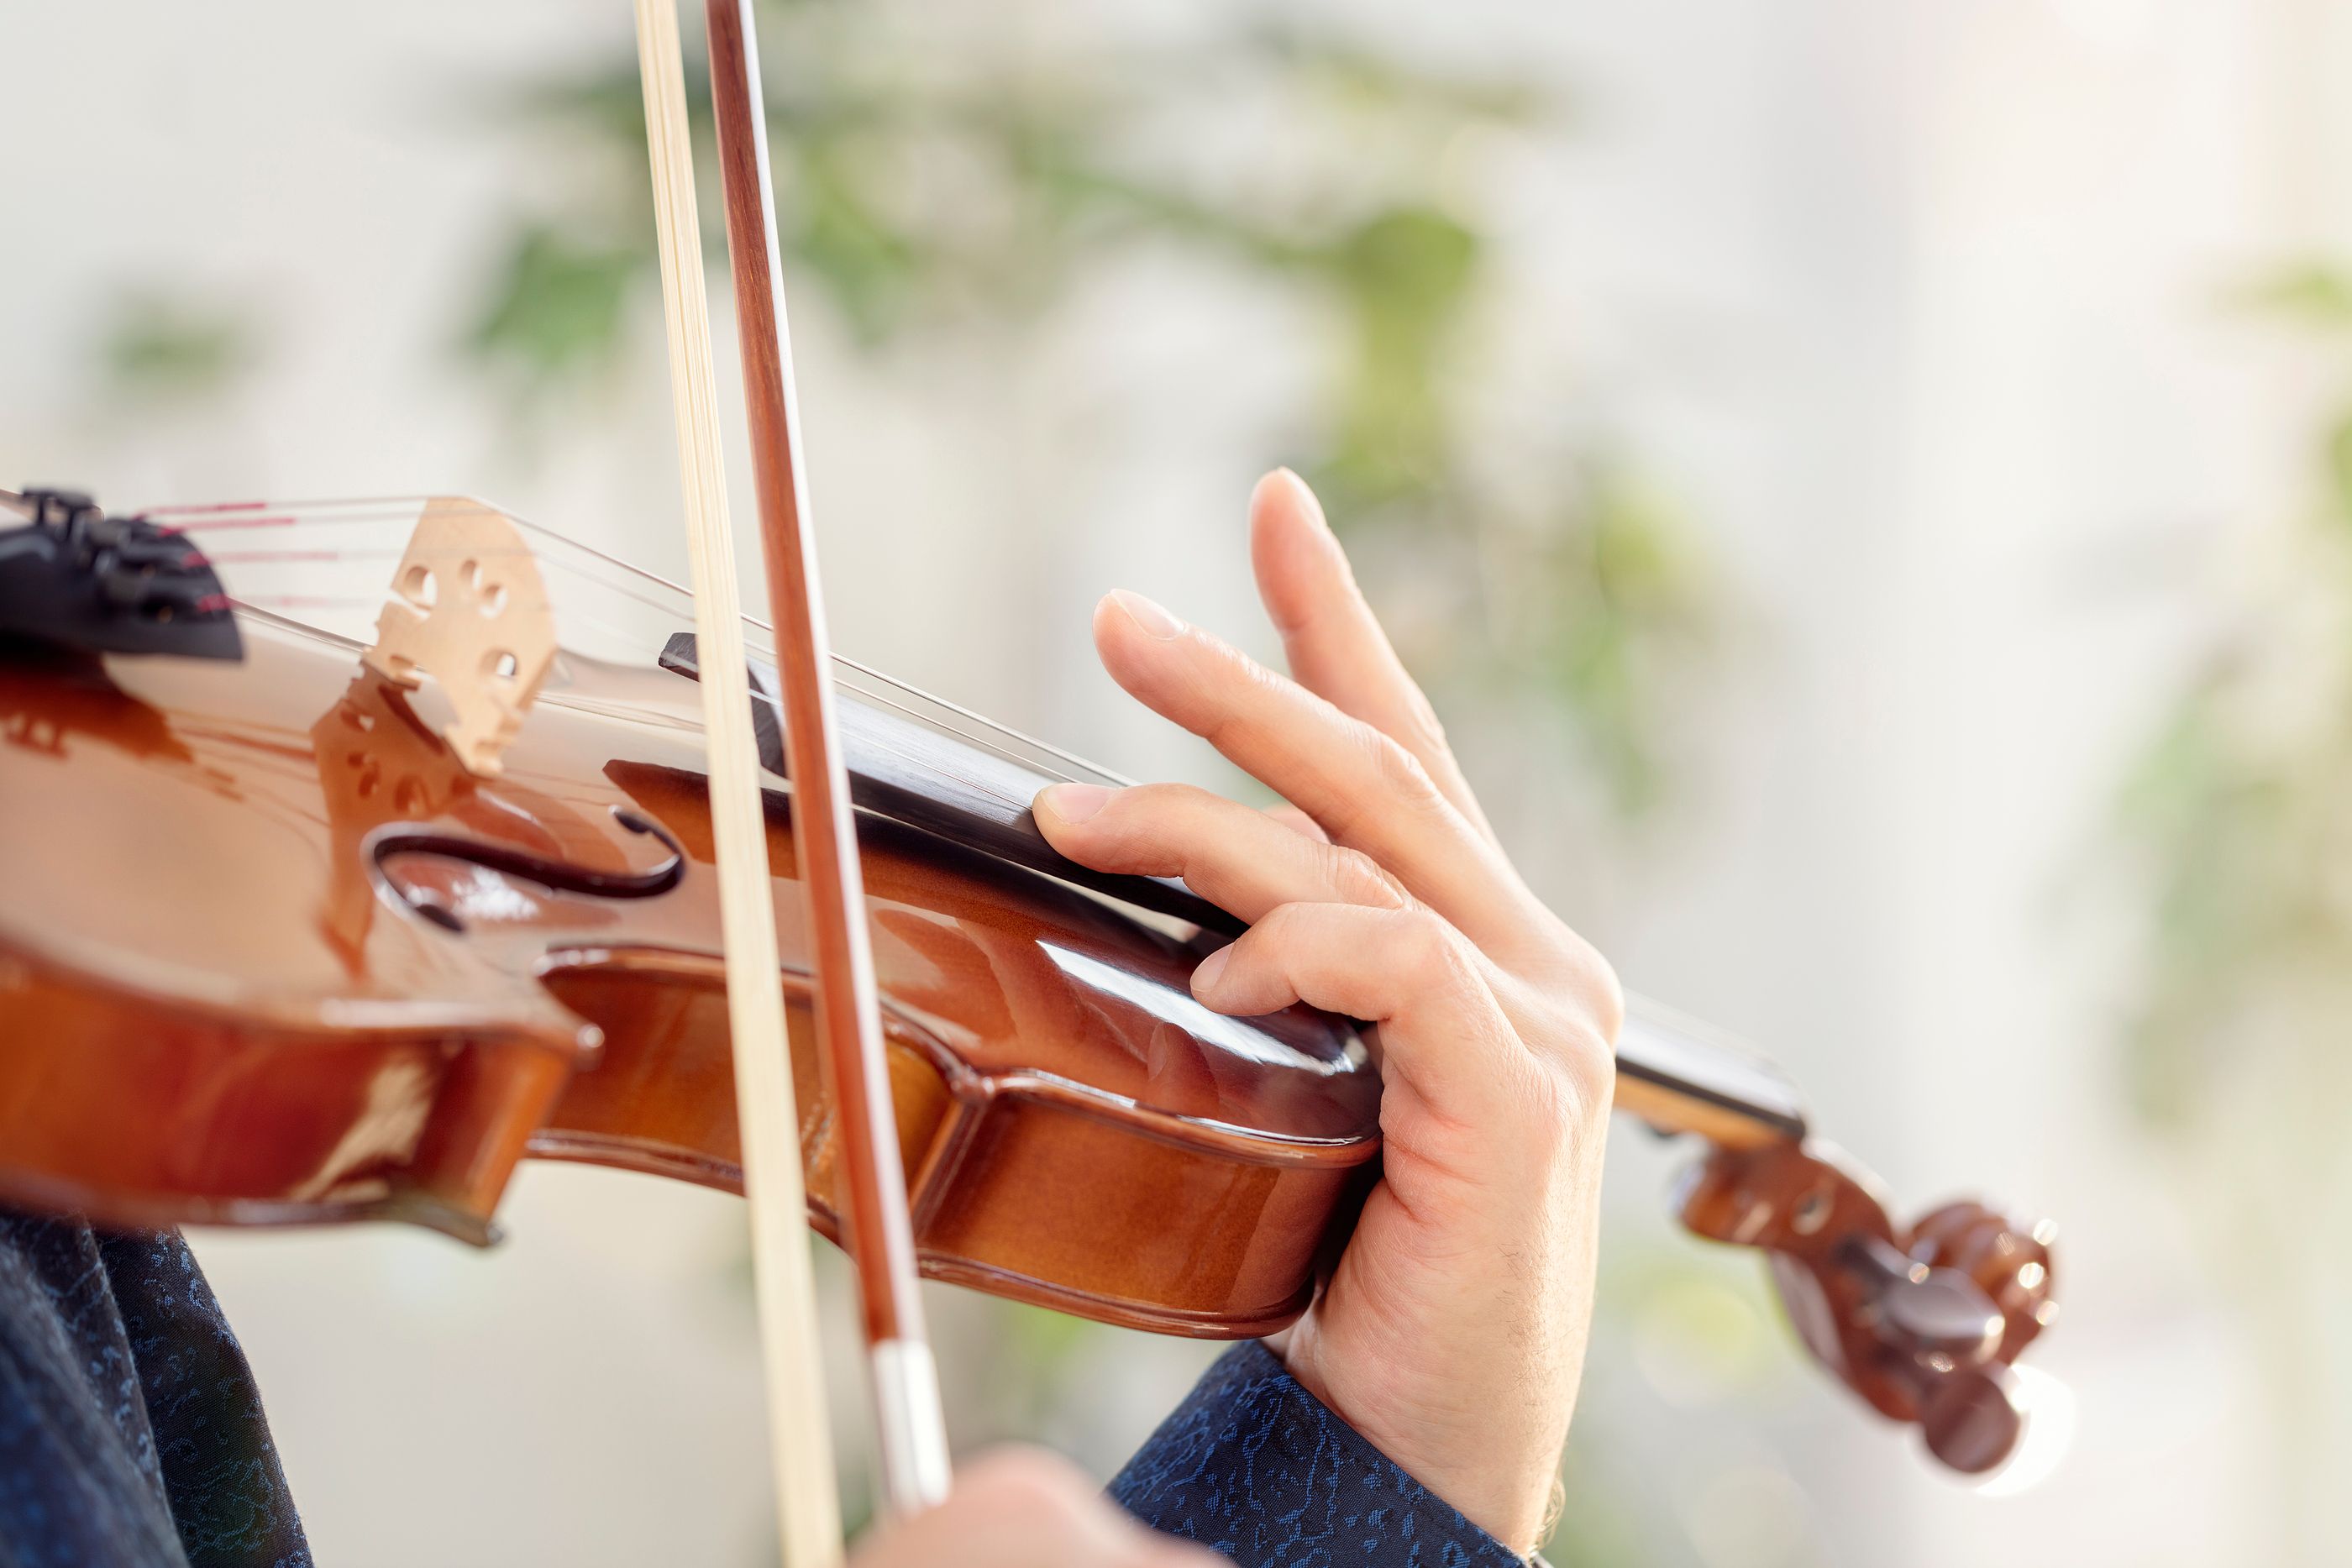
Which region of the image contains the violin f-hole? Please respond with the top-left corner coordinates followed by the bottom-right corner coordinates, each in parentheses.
top-left (370, 806), bottom-right (687, 935)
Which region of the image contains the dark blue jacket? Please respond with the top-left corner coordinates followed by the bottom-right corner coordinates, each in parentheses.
top-left (0, 1214), bottom-right (1520, 1567)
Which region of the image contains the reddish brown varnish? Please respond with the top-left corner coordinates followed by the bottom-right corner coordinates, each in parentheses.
top-left (0, 619), bottom-right (1378, 1336)
top-left (1679, 1141), bottom-right (2057, 1472)
top-left (0, 606), bottom-right (2060, 1467)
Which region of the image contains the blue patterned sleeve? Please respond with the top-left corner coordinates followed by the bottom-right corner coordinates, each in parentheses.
top-left (1110, 1341), bottom-right (1527, 1567)
top-left (0, 1213), bottom-right (310, 1568)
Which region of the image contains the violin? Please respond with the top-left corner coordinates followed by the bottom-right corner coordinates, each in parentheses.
top-left (0, 484), bottom-right (2052, 1474)
top-left (0, 0), bottom-right (2058, 1535)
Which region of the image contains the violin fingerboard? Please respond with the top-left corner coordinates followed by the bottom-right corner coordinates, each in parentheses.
top-left (659, 633), bottom-right (1232, 934)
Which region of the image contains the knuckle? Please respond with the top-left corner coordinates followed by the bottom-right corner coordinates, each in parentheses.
top-left (1262, 802), bottom-right (1330, 843)
top-left (1586, 949), bottom-right (1627, 1045)
top-left (1110, 781), bottom-right (1189, 828)
top-left (1242, 901), bottom-right (1328, 981)
top-left (1322, 843), bottom-right (1410, 910)
top-left (1093, 784), bottom-right (1222, 872)
top-left (1534, 1005), bottom-right (1615, 1127)
top-left (1527, 964), bottom-right (1623, 1129)
top-left (1362, 726), bottom-right (1419, 790)
top-left (1251, 900), bottom-right (1313, 949)
top-left (1399, 910), bottom-right (1471, 991)
top-left (1507, 909), bottom-right (1626, 1040)
top-left (1398, 679), bottom-right (1452, 753)
top-left (1159, 780), bottom-right (1223, 815)
top-left (1473, 983), bottom-right (1603, 1148)
top-left (1365, 726), bottom-right (1445, 813)
top-left (1116, 783), bottom-right (1204, 843)
top-left (1514, 1055), bottom-right (1591, 1153)
top-left (1549, 924), bottom-right (1626, 1047)
top-left (1195, 642), bottom-right (1285, 745)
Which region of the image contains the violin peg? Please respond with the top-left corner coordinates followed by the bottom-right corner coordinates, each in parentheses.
top-left (1672, 1143), bottom-right (2061, 1476)
top-left (1919, 1361), bottom-right (2029, 1476)
top-left (1848, 1234), bottom-right (2007, 1366)
top-left (1908, 1199), bottom-right (2059, 1361)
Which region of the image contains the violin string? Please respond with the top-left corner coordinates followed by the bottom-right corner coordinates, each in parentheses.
top-left (832, 681), bottom-right (1082, 791)
top-left (156, 510), bottom-right (445, 532)
top-left (517, 569), bottom-right (1088, 800)
top-left (171, 506), bottom-right (686, 622)
top-left (535, 552), bottom-right (722, 629)
top-left (165, 494), bottom-right (1134, 784)
top-left (829, 651), bottom-right (1136, 789)
top-left (834, 700), bottom-right (1057, 800)
top-left (229, 596), bottom-right (379, 610)
top-left (147, 508), bottom-right (1809, 1133)
top-left (143, 492), bottom-right (459, 515)
top-left (200, 552), bottom-right (387, 565)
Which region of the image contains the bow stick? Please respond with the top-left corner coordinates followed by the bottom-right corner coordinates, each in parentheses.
top-left (631, 1), bottom-right (855, 1560)
top-left (702, 0), bottom-right (954, 1520)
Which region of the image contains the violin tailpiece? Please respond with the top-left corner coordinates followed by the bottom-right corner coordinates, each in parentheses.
top-left (362, 497), bottom-right (556, 779)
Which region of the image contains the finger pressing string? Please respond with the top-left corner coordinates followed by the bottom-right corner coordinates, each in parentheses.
top-left (1034, 780), bottom-right (1408, 924)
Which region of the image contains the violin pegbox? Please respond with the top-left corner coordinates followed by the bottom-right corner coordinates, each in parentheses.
top-left (362, 497), bottom-right (555, 779)
top-left (1676, 1139), bottom-right (2057, 1475)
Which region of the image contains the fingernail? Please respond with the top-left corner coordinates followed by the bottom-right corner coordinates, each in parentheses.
top-left (1109, 589), bottom-right (1185, 640)
top-left (1038, 782), bottom-right (1113, 823)
top-left (1191, 946), bottom-right (1231, 994)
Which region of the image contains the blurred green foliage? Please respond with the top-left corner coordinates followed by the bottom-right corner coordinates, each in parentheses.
top-left (2113, 260), bottom-right (2352, 1565)
top-left (92, 290), bottom-right (261, 406)
top-left (2117, 263), bottom-right (2352, 1133)
top-left (461, 0), bottom-right (1716, 815)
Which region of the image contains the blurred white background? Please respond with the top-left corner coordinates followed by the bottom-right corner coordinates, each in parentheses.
top-left (8, 1), bottom-right (2351, 1564)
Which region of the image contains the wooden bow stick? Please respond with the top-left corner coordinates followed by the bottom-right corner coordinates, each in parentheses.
top-left (631, 3), bottom-right (847, 1562)
top-left (701, 0), bottom-right (953, 1520)
top-left (634, 0), bottom-right (953, 1551)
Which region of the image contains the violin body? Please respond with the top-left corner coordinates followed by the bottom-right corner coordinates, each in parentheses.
top-left (0, 485), bottom-right (2058, 1470)
top-left (0, 603), bottom-right (1378, 1336)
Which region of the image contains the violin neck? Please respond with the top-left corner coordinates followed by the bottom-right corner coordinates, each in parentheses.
top-left (1613, 999), bottom-right (1807, 1147)
top-left (659, 632), bottom-right (1811, 1149)
top-left (662, 632), bottom-right (1214, 921)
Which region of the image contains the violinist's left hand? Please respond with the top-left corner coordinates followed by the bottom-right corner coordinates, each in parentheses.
top-left (1035, 469), bottom-right (1621, 1556)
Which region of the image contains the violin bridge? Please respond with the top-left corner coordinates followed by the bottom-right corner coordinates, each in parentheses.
top-left (362, 496), bottom-right (555, 779)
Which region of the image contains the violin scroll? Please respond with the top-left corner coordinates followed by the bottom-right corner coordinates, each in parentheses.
top-left (1676, 1140), bottom-right (2057, 1475)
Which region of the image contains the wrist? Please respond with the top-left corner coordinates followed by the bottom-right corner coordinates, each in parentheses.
top-left (1273, 1326), bottom-right (1561, 1554)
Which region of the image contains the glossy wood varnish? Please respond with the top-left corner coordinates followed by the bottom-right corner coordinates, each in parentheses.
top-left (0, 616), bottom-right (1380, 1335)
top-left (0, 603), bottom-right (2066, 1465)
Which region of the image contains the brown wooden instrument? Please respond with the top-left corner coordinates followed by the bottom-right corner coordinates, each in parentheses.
top-left (0, 475), bottom-right (2055, 1474)
top-left (0, 0), bottom-right (2057, 1500)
